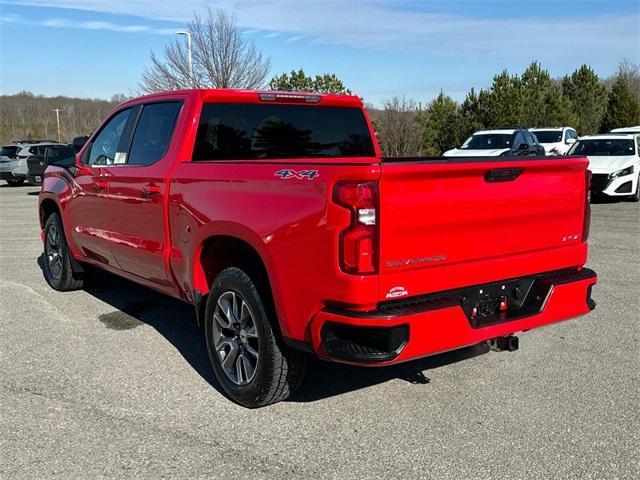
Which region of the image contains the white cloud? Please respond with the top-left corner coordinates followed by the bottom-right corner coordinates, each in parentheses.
top-left (2, 0), bottom-right (639, 61)
top-left (1, 12), bottom-right (179, 34)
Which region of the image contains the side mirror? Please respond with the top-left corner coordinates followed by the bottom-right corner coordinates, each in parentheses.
top-left (566, 137), bottom-right (577, 145)
top-left (45, 147), bottom-right (76, 169)
top-left (72, 136), bottom-right (88, 153)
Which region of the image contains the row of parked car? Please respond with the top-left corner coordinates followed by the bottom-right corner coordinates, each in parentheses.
top-left (0, 140), bottom-right (80, 186)
top-left (443, 126), bottom-right (640, 201)
top-left (2, 125), bottom-right (639, 201)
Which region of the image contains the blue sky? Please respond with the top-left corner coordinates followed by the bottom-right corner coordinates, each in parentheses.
top-left (1, 0), bottom-right (638, 106)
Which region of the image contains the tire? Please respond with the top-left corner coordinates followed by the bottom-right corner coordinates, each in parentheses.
top-left (43, 213), bottom-right (84, 291)
top-left (628, 174), bottom-right (640, 202)
top-left (7, 178), bottom-right (24, 187)
top-left (204, 267), bottom-right (306, 408)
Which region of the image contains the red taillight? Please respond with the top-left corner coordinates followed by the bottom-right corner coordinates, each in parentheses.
top-left (583, 169), bottom-right (592, 241)
top-left (333, 181), bottom-right (378, 274)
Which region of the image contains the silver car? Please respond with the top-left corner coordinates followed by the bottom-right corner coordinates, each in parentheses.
top-left (9, 143), bottom-right (60, 185)
top-left (0, 145), bottom-right (23, 186)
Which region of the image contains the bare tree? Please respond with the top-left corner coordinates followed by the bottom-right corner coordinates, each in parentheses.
top-left (370, 97), bottom-right (424, 157)
top-left (139, 9), bottom-right (270, 93)
top-left (608, 59), bottom-right (640, 99)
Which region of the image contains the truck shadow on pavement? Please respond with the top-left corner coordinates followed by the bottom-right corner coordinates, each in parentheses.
top-left (37, 255), bottom-right (489, 403)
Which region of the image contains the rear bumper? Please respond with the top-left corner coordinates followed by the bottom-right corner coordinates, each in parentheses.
top-left (308, 268), bottom-right (597, 365)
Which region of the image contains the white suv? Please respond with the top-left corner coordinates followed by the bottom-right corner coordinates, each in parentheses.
top-left (530, 127), bottom-right (578, 156)
top-left (568, 134), bottom-right (640, 201)
top-left (10, 142), bottom-right (60, 184)
top-left (0, 144), bottom-right (24, 186)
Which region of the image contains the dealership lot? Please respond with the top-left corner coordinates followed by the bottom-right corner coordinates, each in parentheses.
top-left (1, 183), bottom-right (638, 479)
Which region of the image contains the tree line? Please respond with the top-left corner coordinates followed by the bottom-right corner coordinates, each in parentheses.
top-left (3, 8), bottom-right (639, 156)
top-left (370, 60), bottom-right (640, 157)
top-left (139, 9), bottom-right (640, 157)
top-left (0, 92), bottom-right (121, 145)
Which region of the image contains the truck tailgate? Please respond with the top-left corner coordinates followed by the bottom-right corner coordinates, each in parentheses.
top-left (378, 157), bottom-right (589, 302)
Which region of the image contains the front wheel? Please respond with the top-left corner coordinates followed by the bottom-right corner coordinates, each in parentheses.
top-left (43, 213), bottom-right (84, 291)
top-left (204, 267), bottom-right (306, 408)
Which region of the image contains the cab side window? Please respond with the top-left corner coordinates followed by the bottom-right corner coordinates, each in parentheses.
top-left (128, 102), bottom-right (182, 166)
top-left (87, 109), bottom-right (131, 166)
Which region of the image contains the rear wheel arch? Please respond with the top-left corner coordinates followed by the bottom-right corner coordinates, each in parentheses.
top-left (193, 235), bottom-right (280, 331)
top-left (39, 198), bottom-right (61, 229)
top-left (39, 197), bottom-right (84, 275)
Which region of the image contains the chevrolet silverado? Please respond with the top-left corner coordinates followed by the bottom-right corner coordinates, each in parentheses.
top-left (39, 89), bottom-right (598, 407)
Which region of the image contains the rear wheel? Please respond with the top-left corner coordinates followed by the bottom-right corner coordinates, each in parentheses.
top-left (43, 213), bottom-right (84, 291)
top-left (204, 267), bottom-right (306, 408)
top-left (6, 178), bottom-right (24, 187)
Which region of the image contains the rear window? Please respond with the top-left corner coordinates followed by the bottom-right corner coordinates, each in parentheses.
top-left (192, 103), bottom-right (375, 160)
top-left (460, 133), bottom-right (512, 150)
top-left (0, 146), bottom-right (19, 156)
top-left (532, 130), bottom-right (563, 143)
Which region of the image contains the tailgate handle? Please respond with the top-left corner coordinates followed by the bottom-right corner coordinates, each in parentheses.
top-left (485, 168), bottom-right (523, 182)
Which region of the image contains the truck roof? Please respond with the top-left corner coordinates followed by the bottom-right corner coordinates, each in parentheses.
top-left (116, 89), bottom-right (364, 109)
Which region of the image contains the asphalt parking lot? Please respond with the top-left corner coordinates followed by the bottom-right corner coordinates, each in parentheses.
top-left (1, 182), bottom-right (638, 479)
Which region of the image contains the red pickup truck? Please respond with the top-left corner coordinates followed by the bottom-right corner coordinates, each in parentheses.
top-left (39, 89), bottom-right (597, 407)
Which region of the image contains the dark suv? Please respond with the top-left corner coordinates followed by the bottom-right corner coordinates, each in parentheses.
top-left (27, 145), bottom-right (75, 186)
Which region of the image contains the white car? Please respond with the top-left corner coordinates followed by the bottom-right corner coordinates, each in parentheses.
top-left (1, 144), bottom-right (26, 186)
top-left (610, 126), bottom-right (640, 134)
top-left (10, 142), bottom-right (60, 183)
top-left (568, 134), bottom-right (640, 201)
top-left (530, 127), bottom-right (578, 156)
top-left (443, 128), bottom-right (545, 157)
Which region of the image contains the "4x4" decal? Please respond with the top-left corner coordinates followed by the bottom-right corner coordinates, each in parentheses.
top-left (274, 169), bottom-right (319, 180)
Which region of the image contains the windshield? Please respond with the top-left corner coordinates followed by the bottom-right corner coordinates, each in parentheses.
top-left (568, 139), bottom-right (635, 156)
top-left (460, 134), bottom-right (512, 150)
top-left (0, 146), bottom-right (19, 157)
top-left (532, 131), bottom-right (562, 143)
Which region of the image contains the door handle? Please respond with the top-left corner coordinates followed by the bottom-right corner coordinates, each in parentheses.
top-left (141, 183), bottom-right (161, 198)
top-left (485, 168), bottom-right (524, 182)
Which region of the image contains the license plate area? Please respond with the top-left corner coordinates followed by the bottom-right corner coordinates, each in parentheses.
top-left (459, 277), bottom-right (551, 328)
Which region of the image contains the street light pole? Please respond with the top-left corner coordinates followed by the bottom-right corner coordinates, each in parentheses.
top-left (53, 108), bottom-right (62, 143)
top-left (176, 31), bottom-right (193, 86)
